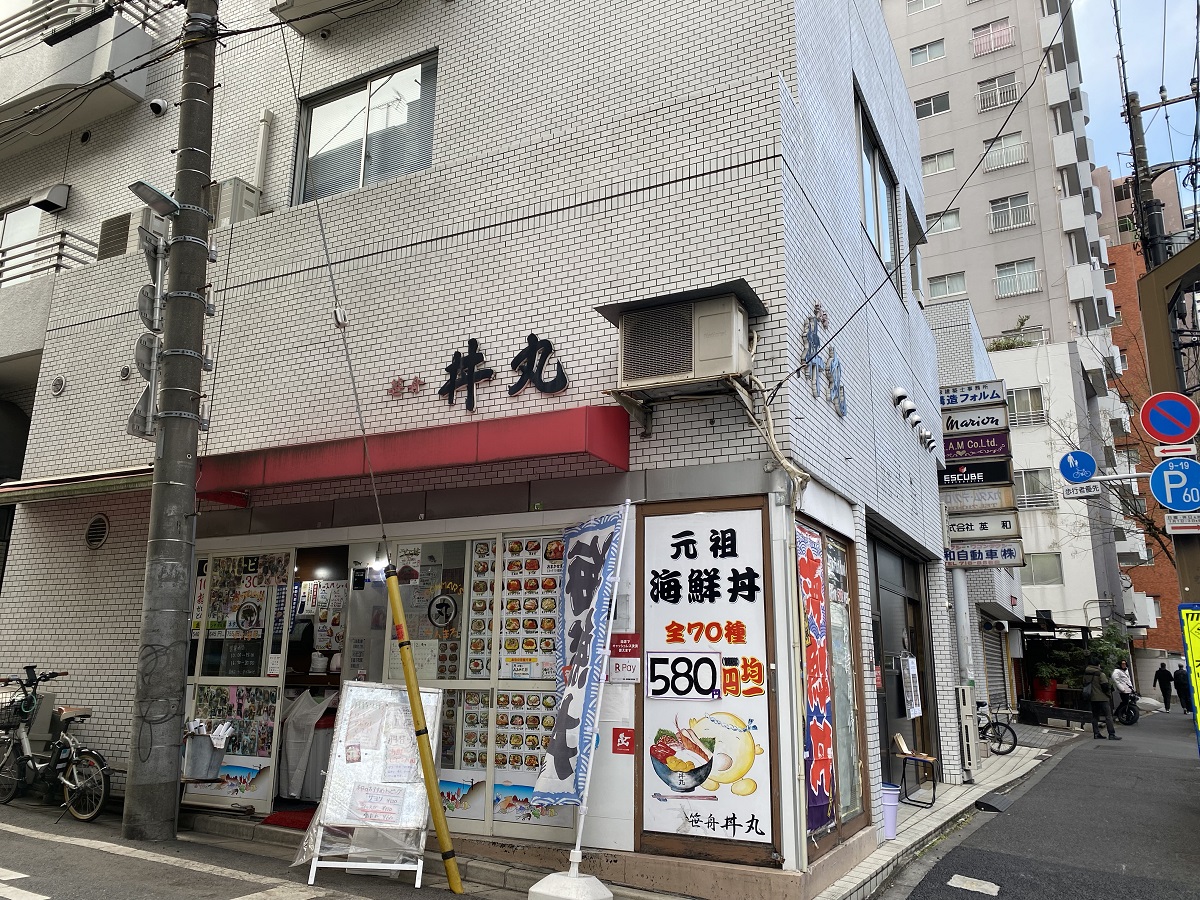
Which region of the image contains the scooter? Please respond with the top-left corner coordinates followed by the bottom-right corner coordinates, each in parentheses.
top-left (1115, 690), bottom-right (1140, 726)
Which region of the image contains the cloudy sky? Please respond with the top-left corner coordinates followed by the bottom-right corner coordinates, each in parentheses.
top-left (1075, 0), bottom-right (1197, 200)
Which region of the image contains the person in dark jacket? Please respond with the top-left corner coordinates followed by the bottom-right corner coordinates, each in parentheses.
top-left (1174, 663), bottom-right (1193, 714)
top-left (1153, 662), bottom-right (1174, 711)
top-left (1085, 655), bottom-right (1121, 740)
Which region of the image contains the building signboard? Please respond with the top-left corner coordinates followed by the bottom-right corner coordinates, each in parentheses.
top-left (1063, 482), bottom-right (1103, 500)
top-left (940, 485), bottom-right (1016, 513)
top-left (939, 380), bottom-right (1006, 410)
top-left (946, 510), bottom-right (1021, 540)
top-left (938, 459), bottom-right (1012, 488)
top-left (943, 541), bottom-right (1024, 568)
top-left (943, 431), bottom-right (1010, 462)
top-left (942, 404), bottom-right (1009, 435)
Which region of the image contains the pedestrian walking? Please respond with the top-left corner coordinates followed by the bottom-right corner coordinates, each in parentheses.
top-left (1111, 658), bottom-right (1135, 722)
top-left (1084, 655), bottom-right (1121, 740)
top-left (1153, 662), bottom-right (1174, 711)
top-left (1174, 663), bottom-right (1192, 714)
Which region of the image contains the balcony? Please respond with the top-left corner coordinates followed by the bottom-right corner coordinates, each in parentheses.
top-left (983, 141), bottom-right (1029, 172)
top-left (1045, 70), bottom-right (1070, 107)
top-left (976, 81), bottom-right (1021, 113)
top-left (0, 229), bottom-right (96, 288)
top-left (984, 324), bottom-right (1048, 350)
top-left (993, 269), bottom-right (1042, 299)
top-left (1039, 13), bottom-right (1063, 48)
top-left (1051, 132), bottom-right (1079, 168)
top-left (1060, 194), bottom-right (1086, 233)
top-left (988, 203), bottom-right (1036, 233)
top-left (971, 26), bottom-right (1015, 58)
top-left (0, 1), bottom-right (161, 162)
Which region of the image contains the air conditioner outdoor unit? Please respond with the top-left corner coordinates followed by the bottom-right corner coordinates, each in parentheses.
top-left (617, 295), bottom-right (751, 395)
top-left (210, 177), bottom-right (262, 229)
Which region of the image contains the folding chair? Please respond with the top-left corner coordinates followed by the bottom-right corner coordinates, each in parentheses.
top-left (892, 733), bottom-right (937, 809)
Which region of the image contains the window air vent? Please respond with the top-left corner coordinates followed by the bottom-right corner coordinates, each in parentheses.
top-left (621, 304), bottom-right (694, 382)
top-left (96, 213), bottom-right (132, 260)
top-left (84, 514), bottom-right (109, 550)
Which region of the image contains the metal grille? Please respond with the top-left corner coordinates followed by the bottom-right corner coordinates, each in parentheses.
top-left (96, 213), bottom-right (131, 260)
top-left (981, 626), bottom-right (1009, 708)
top-left (84, 514), bottom-right (108, 550)
top-left (621, 304), bottom-right (693, 381)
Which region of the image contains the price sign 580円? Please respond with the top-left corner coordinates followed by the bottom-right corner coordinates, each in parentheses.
top-left (641, 505), bottom-right (774, 851)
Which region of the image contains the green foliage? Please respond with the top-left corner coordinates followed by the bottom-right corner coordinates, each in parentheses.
top-left (1085, 621), bottom-right (1129, 674)
top-left (986, 336), bottom-right (1034, 352)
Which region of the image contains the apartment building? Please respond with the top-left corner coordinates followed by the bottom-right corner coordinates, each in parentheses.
top-left (0, 0), bottom-right (961, 892)
top-left (884, 0), bottom-right (1126, 637)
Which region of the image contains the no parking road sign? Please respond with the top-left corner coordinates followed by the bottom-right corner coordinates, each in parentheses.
top-left (1140, 392), bottom-right (1200, 445)
top-left (1150, 458), bottom-right (1200, 512)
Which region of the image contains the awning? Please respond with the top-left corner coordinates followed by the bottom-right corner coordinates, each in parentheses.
top-left (197, 405), bottom-right (630, 493)
top-left (0, 465), bottom-right (153, 504)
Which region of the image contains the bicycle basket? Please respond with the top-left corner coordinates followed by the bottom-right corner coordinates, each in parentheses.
top-left (0, 692), bottom-right (25, 730)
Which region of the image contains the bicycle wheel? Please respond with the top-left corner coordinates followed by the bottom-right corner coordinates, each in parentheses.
top-left (0, 736), bottom-right (20, 804)
top-left (987, 721), bottom-right (1018, 755)
top-left (63, 750), bottom-right (109, 822)
top-left (1118, 702), bottom-right (1140, 726)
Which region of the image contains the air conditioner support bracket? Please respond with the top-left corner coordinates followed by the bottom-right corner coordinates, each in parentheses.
top-left (607, 390), bottom-right (653, 438)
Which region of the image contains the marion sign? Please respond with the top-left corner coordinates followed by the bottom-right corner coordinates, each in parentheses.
top-left (942, 404), bottom-right (1009, 435)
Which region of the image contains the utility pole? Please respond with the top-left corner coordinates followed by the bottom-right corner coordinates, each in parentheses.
top-left (1127, 92), bottom-right (1169, 270)
top-left (123, 0), bottom-right (218, 841)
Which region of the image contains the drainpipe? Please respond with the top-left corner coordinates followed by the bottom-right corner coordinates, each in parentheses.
top-left (253, 108), bottom-right (274, 192)
top-left (952, 568), bottom-right (975, 687)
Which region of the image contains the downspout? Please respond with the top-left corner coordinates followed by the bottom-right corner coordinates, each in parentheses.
top-left (253, 108), bottom-right (274, 192)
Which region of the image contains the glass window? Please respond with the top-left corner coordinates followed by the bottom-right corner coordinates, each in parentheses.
top-left (858, 104), bottom-right (899, 284)
top-left (0, 204), bottom-right (42, 285)
top-left (928, 271), bottom-right (966, 298)
top-left (978, 73), bottom-right (1019, 111)
top-left (825, 536), bottom-right (863, 823)
top-left (915, 92), bottom-right (950, 119)
top-left (301, 56), bottom-right (437, 202)
top-left (1006, 387), bottom-right (1046, 425)
top-left (200, 552), bottom-right (294, 678)
top-left (907, 0), bottom-right (941, 13)
top-left (925, 208), bottom-right (960, 234)
top-left (910, 39), bottom-right (945, 66)
top-left (922, 149), bottom-right (955, 176)
top-left (1015, 469), bottom-right (1056, 508)
top-left (1026, 553), bottom-right (1063, 585)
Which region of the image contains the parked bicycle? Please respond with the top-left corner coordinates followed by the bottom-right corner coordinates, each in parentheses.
top-left (0, 666), bottom-right (110, 821)
top-left (976, 700), bottom-right (1018, 755)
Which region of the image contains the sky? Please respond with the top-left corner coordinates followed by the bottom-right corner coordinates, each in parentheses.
top-left (1075, 0), bottom-right (1198, 205)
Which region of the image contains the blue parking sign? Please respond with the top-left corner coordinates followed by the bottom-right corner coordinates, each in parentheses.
top-left (1058, 450), bottom-right (1097, 484)
top-left (1150, 458), bottom-right (1200, 512)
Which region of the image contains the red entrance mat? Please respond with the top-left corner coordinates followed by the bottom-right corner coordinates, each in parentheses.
top-left (261, 807), bottom-right (316, 830)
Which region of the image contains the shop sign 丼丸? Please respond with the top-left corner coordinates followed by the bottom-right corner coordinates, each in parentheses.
top-left (642, 508), bottom-right (772, 845)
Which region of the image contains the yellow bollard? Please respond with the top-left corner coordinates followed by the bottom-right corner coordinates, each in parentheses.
top-left (385, 564), bottom-right (464, 893)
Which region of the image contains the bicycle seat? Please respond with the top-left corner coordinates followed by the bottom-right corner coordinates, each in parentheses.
top-left (55, 705), bottom-right (92, 723)
top-left (975, 700), bottom-right (988, 708)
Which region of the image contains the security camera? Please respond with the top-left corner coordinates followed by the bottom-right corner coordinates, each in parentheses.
top-left (149, 98), bottom-right (168, 117)
top-left (318, 28), bottom-right (331, 39)
top-left (892, 387), bottom-right (909, 406)
top-left (909, 414), bottom-right (922, 428)
top-left (898, 399), bottom-right (917, 416)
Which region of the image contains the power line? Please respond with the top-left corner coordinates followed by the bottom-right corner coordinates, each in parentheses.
top-left (768, 0), bottom-right (1079, 407)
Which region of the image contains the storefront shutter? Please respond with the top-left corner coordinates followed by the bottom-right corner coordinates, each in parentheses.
top-left (981, 624), bottom-right (1009, 708)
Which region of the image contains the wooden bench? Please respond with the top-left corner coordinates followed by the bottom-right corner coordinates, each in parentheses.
top-left (893, 734), bottom-right (937, 809)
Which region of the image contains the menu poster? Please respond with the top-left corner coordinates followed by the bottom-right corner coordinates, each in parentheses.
top-left (185, 684), bottom-right (278, 803)
top-left (641, 508), bottom-right (773, 846)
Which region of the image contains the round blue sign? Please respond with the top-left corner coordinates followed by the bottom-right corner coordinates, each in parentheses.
top-left (1150, 458), bottom-right (1200, 512)
top-left (1059, 451), bottom-right (1097, 484)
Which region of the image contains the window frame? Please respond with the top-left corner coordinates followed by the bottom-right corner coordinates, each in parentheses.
top-left (925, 208), bottom-right (960, 235)
top-left (921, 149), bottom-right (955, 176)
top-left (907, 0), bottom-right (941, 13)
top-left (1026, 552), bottom-right (1064, 586)
top-left (857, 102), bottom-right (901, 290)
top-left (1005, 386), bottom-right (1046, 425)
top-left (1014, 468), bottom-right (1056, 508)
top-left (910, 39), bottom-right (946, 66)
top-left (294, 53), bottom-right (438, 205)
top-left (927, 271), bottom-right (967, 299)
top-left (915, 92), bottom-right (951, 119)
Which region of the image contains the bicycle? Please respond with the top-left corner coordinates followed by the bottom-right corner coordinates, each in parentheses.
top-left (976, 700), bottom-right (1018, 755)
top-left (0, 666), bottom-right (111, 821)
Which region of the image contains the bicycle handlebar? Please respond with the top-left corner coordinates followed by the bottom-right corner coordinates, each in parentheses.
top-left (1, 668), bottom-right (67, 689)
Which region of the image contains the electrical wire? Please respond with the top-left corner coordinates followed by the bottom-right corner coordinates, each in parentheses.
top-left (766, 0), bottom-right (1079, 408)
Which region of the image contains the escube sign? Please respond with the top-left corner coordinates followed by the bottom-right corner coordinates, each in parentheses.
top-left (939, 459), bottom-right (1013, 488)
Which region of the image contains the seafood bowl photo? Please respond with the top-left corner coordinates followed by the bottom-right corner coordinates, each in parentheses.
top-left (648, 721), bottom-right (716, 792)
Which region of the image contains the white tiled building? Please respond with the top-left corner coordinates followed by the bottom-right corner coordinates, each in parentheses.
top-left (0, 0), bottom-right (963, 893)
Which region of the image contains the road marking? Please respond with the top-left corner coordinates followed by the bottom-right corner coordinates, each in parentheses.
top-left (0, 870), bottom-right (27, 881)
top-left (231, 888), bottom-right (323, 900)
top-left (0, 821), bottom-right (370, 899)
top-left (0, 882), bottom-right (48, 900)
top-left (947, 873), bottom-right (1000, 895)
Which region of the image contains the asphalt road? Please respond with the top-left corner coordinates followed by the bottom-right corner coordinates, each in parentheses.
top-left (0, 795), bottom-right (461, 900)
top-left (880, 710), bottom-right (1200, 899)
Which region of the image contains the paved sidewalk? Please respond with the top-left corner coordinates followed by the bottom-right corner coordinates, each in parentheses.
top-left (811, 732), bottom-right (1078, 900)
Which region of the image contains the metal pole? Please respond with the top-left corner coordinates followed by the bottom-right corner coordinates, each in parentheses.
top-left (384, 565), bottom-right (464, 894)
top-left (122, 0), bottom-right (217, 841)
top-left (1128, 92), bottom-right (1169, 270)
top-left (951, 567), bottom-right (975, 687)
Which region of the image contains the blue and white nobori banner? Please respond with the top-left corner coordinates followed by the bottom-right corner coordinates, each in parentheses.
top-left (532, 506), bottom-right (627, 807)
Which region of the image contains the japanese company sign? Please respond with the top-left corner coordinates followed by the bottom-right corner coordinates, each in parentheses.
top-left (939, 380), bottom-right (1005, 409)
top-left (642, 508), bottom-right (772, 845)
top-left (944, 431), bottom-right (1011, 461)
top-left (532, 507), bottom-right (626, 807)
top-left (946, 510), bottom-right (1021, 539)
top-left (942, 404), bottom-right (1009, 435)
top-left (943, 540), bottom-right (1024, 568)
top-left (940, 485), bottom-right (1016, 513)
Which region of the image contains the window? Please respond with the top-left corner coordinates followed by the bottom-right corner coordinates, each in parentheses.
top-left (1006, 387), bottom-right (1047, 425)
top-left (0, 204), bottom-right (42, 286)
top-left (983, 132), bottom-right (1027, 170)
top-left (995, 258), bottom-right (1039, 298)
top-left (910, 39), bottom-right (945, 66)
top-left (1118, 215), bottom-right (1137, 234)
top-left (1112, 307), bottom-right (1124, 325)
top-left (915, 92), bottom-right (951, 119)
top-left (928, 272), bottom-right (966, 298)
top-left (1113, 181), bottom-right (1133, 203)
top-left (925, 208), bottom-right (959, 235)
top-left (989, 193), bottom-right (1033, 232)
top-left (907, 0), bottom-right (941, 12)
top-left (1026, 553), bottom-right (1064, 585)
top-left (1153, 598), bottom-right (1162, 617)
top-left (858, 104), bottom-right (900, 287)
top-left (972, 19), bottom-right (1014, 56)
top-left (1119, 350), bottom-right (1128, 370)
top-left (300, 55), bottom-right (437, 203)
top-left (1015, 468), bottom-right (1056, 508)
top-left (977, 73), bottom-right (1019, 111)
top-left (922, 149), bottom-right (955, 176)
